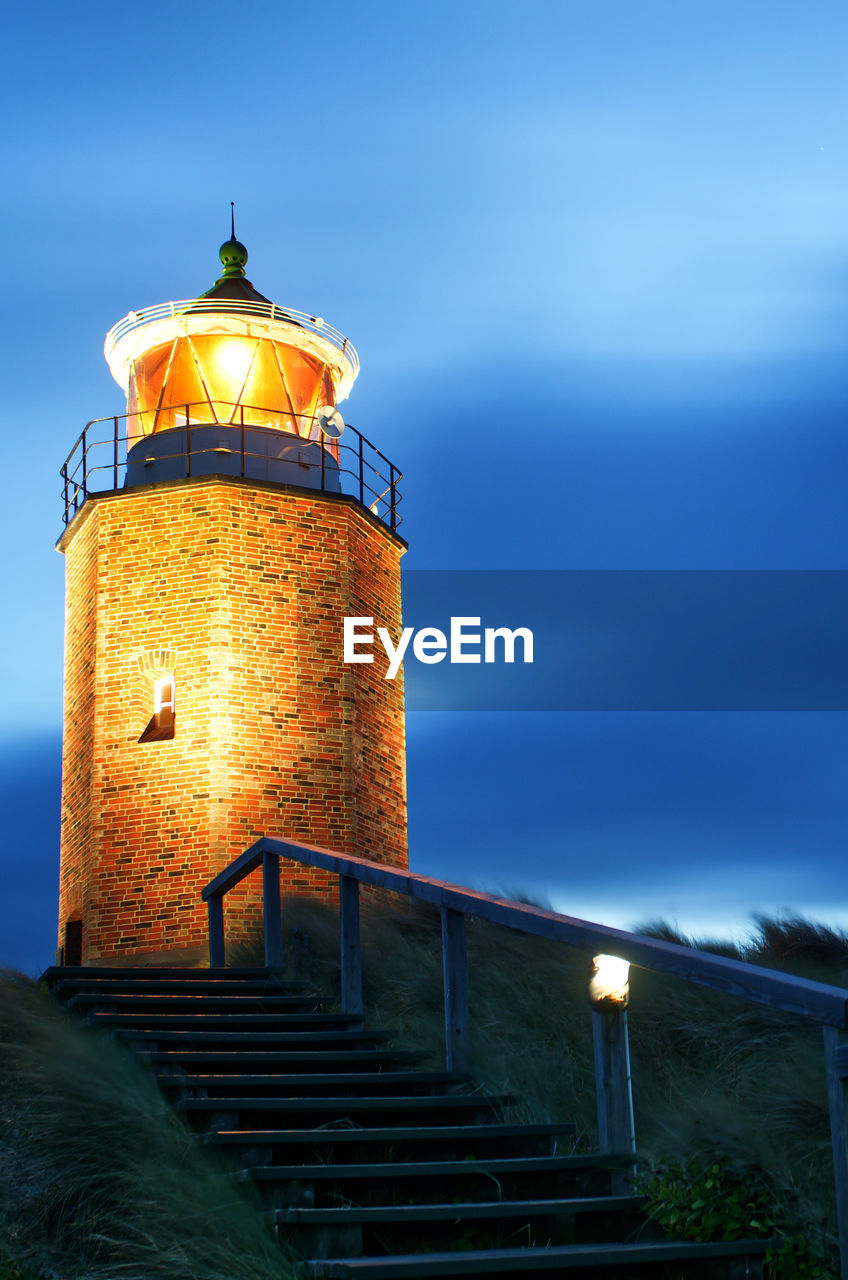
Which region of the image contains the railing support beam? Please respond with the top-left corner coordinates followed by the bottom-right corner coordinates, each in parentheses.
top-left (441, 907), bottom-right (470, 1074)
top-left (207, 896), bottom-right (225, 968)
top-left (340, 875), bottom-right (363, 1018)
top-left (592, 1004), bottom-right (636, 1182)
top-left (263, 851), bottom-right (284, 969)
top-left (824, 1026), bottom-right (848, 1279)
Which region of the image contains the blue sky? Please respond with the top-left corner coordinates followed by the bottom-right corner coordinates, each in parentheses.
top-left (3, 1), bottom-right (848, 972)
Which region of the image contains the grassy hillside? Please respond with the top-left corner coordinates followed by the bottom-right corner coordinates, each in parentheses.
top-left (232, 897), bottom-right (846, 1274)
top-left (2, 903), bottom-right (843, 1277)
top-left (0, 971), bottom-right (295, 1280)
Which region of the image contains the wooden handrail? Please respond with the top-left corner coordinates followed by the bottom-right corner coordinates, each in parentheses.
top-left (204, 837), bottom-right (848, 1027)
top-left (202, 836), bottom-right (848, 1277)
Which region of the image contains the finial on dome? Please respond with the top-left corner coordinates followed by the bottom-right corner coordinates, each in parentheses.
top-left (219, 203), bottom-right (248, 278)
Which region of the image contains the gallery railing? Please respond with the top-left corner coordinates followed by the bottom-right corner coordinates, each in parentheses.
top-left (104, 298), bottom-right (360, 383)
top-left (203, 836), bottom-right (848, 1276)
top-left (60, 403), bottom-right (402, 534)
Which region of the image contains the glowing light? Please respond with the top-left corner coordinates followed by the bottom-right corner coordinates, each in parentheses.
top-left (215, 339), bottom-right (253, 382)
top-left (589, 954), bottom-right (630, 1007)
top-left (154, 674), bottom-right (175, 717)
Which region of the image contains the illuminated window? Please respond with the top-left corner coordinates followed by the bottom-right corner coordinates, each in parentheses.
top-left (139, 674), bottom-right (175, 743)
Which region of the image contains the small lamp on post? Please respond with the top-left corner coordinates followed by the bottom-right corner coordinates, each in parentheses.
top-left (590, 953), bottom-right (636, 1181)
top-left (589, 954), bottom-right (631, 1008)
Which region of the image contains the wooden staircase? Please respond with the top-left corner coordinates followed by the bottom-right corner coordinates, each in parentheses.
top-left (44, 965), bottom-right (772, 1279)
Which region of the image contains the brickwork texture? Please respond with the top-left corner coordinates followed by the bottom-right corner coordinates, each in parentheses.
top-left (58, 477), bottom-right (407, 963)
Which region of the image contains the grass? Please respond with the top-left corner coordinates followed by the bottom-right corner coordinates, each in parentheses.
top-left (0, 970), bottom-right (295, 1280)
top-left (3, 901), bottom-right (844, 1276)
top-left (231, 895), bottom-right (847, 1270)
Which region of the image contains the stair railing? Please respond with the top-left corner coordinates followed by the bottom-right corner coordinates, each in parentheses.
top-left (202, 836), bottom-right (848, 1277)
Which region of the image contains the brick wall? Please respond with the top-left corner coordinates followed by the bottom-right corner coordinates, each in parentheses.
top-left (57, 476), bottom-right (407, 964)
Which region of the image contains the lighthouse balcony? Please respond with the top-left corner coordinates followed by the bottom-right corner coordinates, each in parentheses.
top-left (60, 404), bottom-right (402, 533)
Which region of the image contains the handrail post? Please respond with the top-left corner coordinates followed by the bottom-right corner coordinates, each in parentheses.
top-left (441, 907), bottom-right (470, 1074)
top-left (240, 403), bottom-right (245, 478)
top-left (263, 851), bottom-right (283, 968)
top-left (339, 875), bottom-right (363, 1018)
top-left (113, 417), bottom-right (119, 490)
top-left (208, 896), bottom-right (225, 967)
top-left (824, 1026), bottom-right (848, 1279)
top-left (390, 464), bottom-right (397, 531)
top-left (358, 431), bottom-right (364, 507)
top-left (186, 408), bottom-right (191, 478)
top-left (591, 1005), bottom-right (636, 1153)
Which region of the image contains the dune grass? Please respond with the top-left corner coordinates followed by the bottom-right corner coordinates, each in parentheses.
top-left (0, 970), bottom-right (294, 1280)
top-left (231, 895), bottom-right (847, 1272)
top-left (3, 902), bottom-right (843, 1277)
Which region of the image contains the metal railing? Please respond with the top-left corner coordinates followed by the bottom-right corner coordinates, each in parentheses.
top-left (60, 403), bottom-right (402, 534)
top-left (104, 298), bottom-right (359, 382)
top-left (203, 837), bottom-right (848, 1276)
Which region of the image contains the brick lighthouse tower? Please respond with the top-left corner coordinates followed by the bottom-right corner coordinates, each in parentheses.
top-left (57, 224), bottom-right (407, 966)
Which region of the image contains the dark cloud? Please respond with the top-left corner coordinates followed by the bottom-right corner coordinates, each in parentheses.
top-left (407, 711), bottom-right (848, 931)
top-left (0, 735), bottom-right (61, 975)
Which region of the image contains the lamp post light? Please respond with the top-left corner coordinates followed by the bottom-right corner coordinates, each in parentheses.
top-left (589, 954), bottom-right (631, 1007)
top-left (589, 953), bottom-right (636, 1185)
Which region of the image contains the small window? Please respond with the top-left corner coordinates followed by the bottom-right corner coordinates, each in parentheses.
top-left (64, 919), bottom-right (83, 967)
top-left (139, 674), bottom-right (175, 742)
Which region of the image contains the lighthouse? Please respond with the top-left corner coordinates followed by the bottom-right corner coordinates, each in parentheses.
top-left (57, 225), bottom-right (408, 966)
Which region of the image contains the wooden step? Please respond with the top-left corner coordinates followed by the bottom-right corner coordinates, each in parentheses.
top-left (42, 965), bottom-right (274, 983)
top-left (141, 1049), bottom-right (430, 1069)
top-left (179, 1094), bottom-right (510, 1115)
top-left (207, 1122), bottom-right (577, 1163)
top-left (240, 1153), bottom-right (626, 1186)
top-left (242, 1153), bottom-right (624, 1209)
top-left (283, 1194), bottom-right (646, 1259)
top-left (278, 1194), bottom-right (642, 1225)
top-left (48, 977), bottom-right (306, 999)
top-left (156, 1071), bottom-right (468, 1094)
top-left (87, 1011), bottom-right (358, 1030)
top-left (67, 993), bottom-right (326, 1014)
top-left (178, 1094), bottom-right (512, 1131)
top-left (116, 1029), bottom-right (389, 1047)
top-left (307, 1238), bottom-right (771, 1277)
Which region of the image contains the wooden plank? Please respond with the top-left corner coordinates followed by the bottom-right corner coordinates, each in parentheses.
top-left (824, 1025), bottom-right (848, 1280)
top-left (309, 1238), bottom-right (771, 1277)
top-left (207, 1121), bottom-right (578, 1145)
top-left (340, 875), bottom-right (363, 1017)
top-left (279, 1195), bottom-right (641, 1223)
top-left (441, 907), bottom-right (470, 1074)
top-left (201, 845), bottom-right (264, 900)
top-left (246, 1152), bottom-right (615, 1183)
top-left (207, 896), bottom-right (225, 968)
top-left (119, 1029), bottom-right (391, 1044)
top-left (240, 838), bottom-right (848, 1027)
top-left (177, 1094), bottom-right (513, 1112)
top-left (591, 1006), bottom-right (636, 1171)
top-left (43, 965), bottom-right (271, 980)
top-left (263, 851), bottom-right (284, 969)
